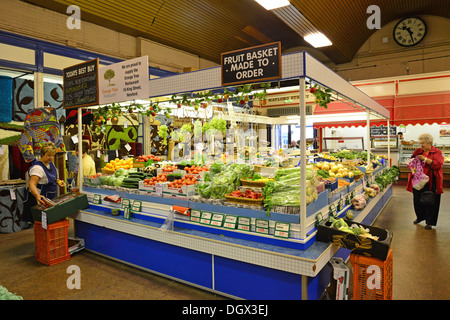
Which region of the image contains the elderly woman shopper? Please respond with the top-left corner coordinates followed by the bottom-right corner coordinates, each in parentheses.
top-left (406, 133), bottom-right (444, 230)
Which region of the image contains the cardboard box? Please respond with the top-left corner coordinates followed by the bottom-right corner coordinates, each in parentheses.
top-left (316, 218), bottom-right (393, 261)
top-left (31, 193), bottom-right (89, 224)
top-left (163, 183), bottom-right (197, 198)
top-left (326, 257), bottom-right (349, 300)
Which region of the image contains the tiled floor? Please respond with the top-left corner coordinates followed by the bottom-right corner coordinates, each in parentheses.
top-left (0, 185), bottom-right (448, 300)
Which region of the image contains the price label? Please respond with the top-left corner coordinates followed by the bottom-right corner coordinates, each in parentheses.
top-left (125, 144), bottom-right (132, 152)
top-left (255, 219), bottom-right (269, 235)
top-left (211, 213), bottom-right (224, 227)
top-left (274, 222), bottom-right (290, 239)
top-left (71, 135), bottom-right (79, 144)
top-left (223, 215), bottom-right (238, 229)
top-left (155, 183), bottom-right (164, 196)
top-left (200, 211), bottom-right (212, 225)
top-left (237, 216), bottom-right (251, 232)
top-left (93, 194), bottom-right (102, 204)
top-left (190, 209), bottom-right (201, 223)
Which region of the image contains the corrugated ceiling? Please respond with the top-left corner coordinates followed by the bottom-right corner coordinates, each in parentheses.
top-left (21, 0), bottom-right (450, 65)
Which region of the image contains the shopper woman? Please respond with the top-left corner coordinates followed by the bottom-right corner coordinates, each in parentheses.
top-left (23, 142), bottom-right (66, 223)
top-left (406, 133), bottom-right (444, 230)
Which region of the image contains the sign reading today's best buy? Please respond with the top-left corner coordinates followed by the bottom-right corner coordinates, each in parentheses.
top-left (221, 42), bottom-right (281, 86)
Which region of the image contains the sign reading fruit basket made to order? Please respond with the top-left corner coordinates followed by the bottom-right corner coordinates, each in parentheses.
top-left (63, 58), bottom-right (100, 109)
top-left (98, 56), bottom-right (150, 105)
top-left (221, 42), bottom-right (281, 86)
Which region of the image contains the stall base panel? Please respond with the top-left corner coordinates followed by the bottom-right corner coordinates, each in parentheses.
top-left (75, 220), bottom-right (213, 290)
top-left (213, 256), bottom-right (303, 300)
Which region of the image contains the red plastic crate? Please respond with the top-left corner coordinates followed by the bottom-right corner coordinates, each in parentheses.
top-left (34, 219), bottom-right (71, 266)
top-left (350, 248), bottom-right (393, 300)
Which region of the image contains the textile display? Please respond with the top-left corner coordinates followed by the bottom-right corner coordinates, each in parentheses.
top-left (0, 76), bottom-right (13, 123)
top-left (19, 108), bottom-right (66, 162)
top-left (0, 186), bottom-right (28, 233)
top-left (13, 79), bottom-right (65, 122)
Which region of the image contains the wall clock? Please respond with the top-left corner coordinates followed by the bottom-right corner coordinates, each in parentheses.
top-left (393, 17), bottom-right (427, 47)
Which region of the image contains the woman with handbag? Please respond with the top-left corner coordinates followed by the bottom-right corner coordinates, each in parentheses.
top-left (406, 133), bottom-right (444, 230)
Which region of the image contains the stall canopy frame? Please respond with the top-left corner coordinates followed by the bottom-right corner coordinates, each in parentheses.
top-left (79, 51), bottom-right (390, 240)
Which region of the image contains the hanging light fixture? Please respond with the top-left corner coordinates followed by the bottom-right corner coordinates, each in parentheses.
top-left (255, 0), bottom-right (290, 10)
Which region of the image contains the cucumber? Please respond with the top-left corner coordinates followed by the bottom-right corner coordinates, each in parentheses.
top-left (123, 177), bottom-right (141, 183)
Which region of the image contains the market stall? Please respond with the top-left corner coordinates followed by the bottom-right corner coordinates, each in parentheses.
top-left (70, 50), bottom-right (395, 299)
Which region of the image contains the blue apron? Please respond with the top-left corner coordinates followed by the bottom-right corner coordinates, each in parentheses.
top-left (23, 161), bottom-right (58, 222)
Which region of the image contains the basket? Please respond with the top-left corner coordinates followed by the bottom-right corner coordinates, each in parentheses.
top-left (240, 178), bottom-right (268, 188)
top-left (225, 195), bottom-right (264, 206)
top-left (34, 219), bottom-right (71, 266)
top-left (350, 248), bottom-right (393, 300)
top-left (101, 168), bottom-right (115, 175)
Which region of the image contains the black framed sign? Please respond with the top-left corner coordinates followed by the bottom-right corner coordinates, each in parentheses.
top-left (63, 58), bottom-right (99, 109)
top-left (221, 42), bottom-right (281, 86)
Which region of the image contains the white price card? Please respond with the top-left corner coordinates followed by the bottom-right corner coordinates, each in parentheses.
top-left (97, 150), bottom-right (101, 158)
top-left (104, 155), bottom-right (109, 163)
top-left (10, 188), bottom-right (16, 201)
top-left (124, 121), bottom-right (128, 129)
top-left (155, 183), bottom-right (164, 196)
top-left (190, 209), bottom-right (201, 223)
top-left (125, 144), bottom-right (132, 152)
top-left (42, 211), bottom-right (47, 230)
top-left (71, 135), bottom-right (79, 144)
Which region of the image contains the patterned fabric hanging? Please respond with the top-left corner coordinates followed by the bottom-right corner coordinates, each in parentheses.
top-left (19, 108), bottom-right (66, 162)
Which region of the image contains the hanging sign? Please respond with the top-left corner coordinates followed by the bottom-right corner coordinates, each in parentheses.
top-left (99, 56), bottom-right (149, 105)
top-left (370, 125), bottom-right (396, 136)
top-left (221, 42), bottom-right (281, 86)
top-left (63, 58), bottom-right (99, 109)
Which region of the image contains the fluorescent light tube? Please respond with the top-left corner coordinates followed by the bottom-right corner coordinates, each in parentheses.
top-left (304, 32), bottom-right (332, 48)
top-left (255, 0), bottom-right (290, 10)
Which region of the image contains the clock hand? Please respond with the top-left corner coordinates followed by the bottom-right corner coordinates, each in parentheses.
top-left (405, 27), bottom-right (415, 43)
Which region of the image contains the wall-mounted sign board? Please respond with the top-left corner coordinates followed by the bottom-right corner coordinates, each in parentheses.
top-left (99, 56), bottom-right (149, 105)
top-left (63, 58), bottom-right (99, 109)
top-left (221, 42), bottom-right (281, 87)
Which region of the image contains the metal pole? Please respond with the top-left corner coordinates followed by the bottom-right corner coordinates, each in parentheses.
top-left (366, 110), bottom-right (371, 164)
top-left (387, 118), bottom-right (391, 167)
top-left (299, 78), bottom-right (307, 240)
top-left (78, 107), bottom-right (83, 193)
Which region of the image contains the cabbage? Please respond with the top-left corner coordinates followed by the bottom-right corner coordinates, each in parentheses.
top-left (115, 168), bottom-right (127, 177)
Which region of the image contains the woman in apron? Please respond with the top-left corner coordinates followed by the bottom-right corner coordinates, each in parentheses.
top-left (23, 142), bottom-right (65, 223)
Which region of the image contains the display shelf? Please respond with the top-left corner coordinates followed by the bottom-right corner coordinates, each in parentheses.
top-left (73, 183), bottom-right (393, 300)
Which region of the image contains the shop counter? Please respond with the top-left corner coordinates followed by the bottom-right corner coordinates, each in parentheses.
top-left (72, 183), bottom-right (393, 300)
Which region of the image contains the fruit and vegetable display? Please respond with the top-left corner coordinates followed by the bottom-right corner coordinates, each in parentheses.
top-left (104, 158), bottom-right (134, 171)
top-left (262, 166), bottom-right (318, 214)
top-left (195, 162), bottom-right (253, 199)
top-left (328, 217), bottom-right (379, 240)
top-left (314, 162), bottom-right (361, 179)
top-left (135, 154), bottom-right (162, 162)
top-left (229, 189), bottom-right (262, 200)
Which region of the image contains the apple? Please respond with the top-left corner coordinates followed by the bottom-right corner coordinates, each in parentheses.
top-left (177, 103), bottom-right (182, 108)
top-left (217, 98), bottom-right (223, 103)
top-left (310, 87), bottom-right (317, 94)
top-left (223, 94), bottom-right (229, 100)
top-left (260, 100), bottom-right (267, 106)
top-left (202, 102), bottom-right (208, 108)
top-left (151, 112), bottom-right (156, 116)
top-left (240, 100), bottom-right (246, 105)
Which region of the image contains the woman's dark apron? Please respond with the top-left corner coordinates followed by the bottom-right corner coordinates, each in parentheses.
top-left (23, 161), bottom-right (58, 223)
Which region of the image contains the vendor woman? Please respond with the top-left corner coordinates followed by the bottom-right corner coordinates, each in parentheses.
top-left (23, 141), bottom-right (65, 223)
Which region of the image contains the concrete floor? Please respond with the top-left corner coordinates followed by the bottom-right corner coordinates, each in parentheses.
top-left (0, 185), bottom-right (449, 300)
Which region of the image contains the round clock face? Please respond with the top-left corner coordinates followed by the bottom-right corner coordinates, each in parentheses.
top-left (393, 17), bottom-right (427, 47)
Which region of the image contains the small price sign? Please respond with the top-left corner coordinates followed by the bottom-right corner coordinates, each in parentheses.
top-left (223, 215), bottom-right (238, 229)
top-left (274, 222), bottom-right (290, 239)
